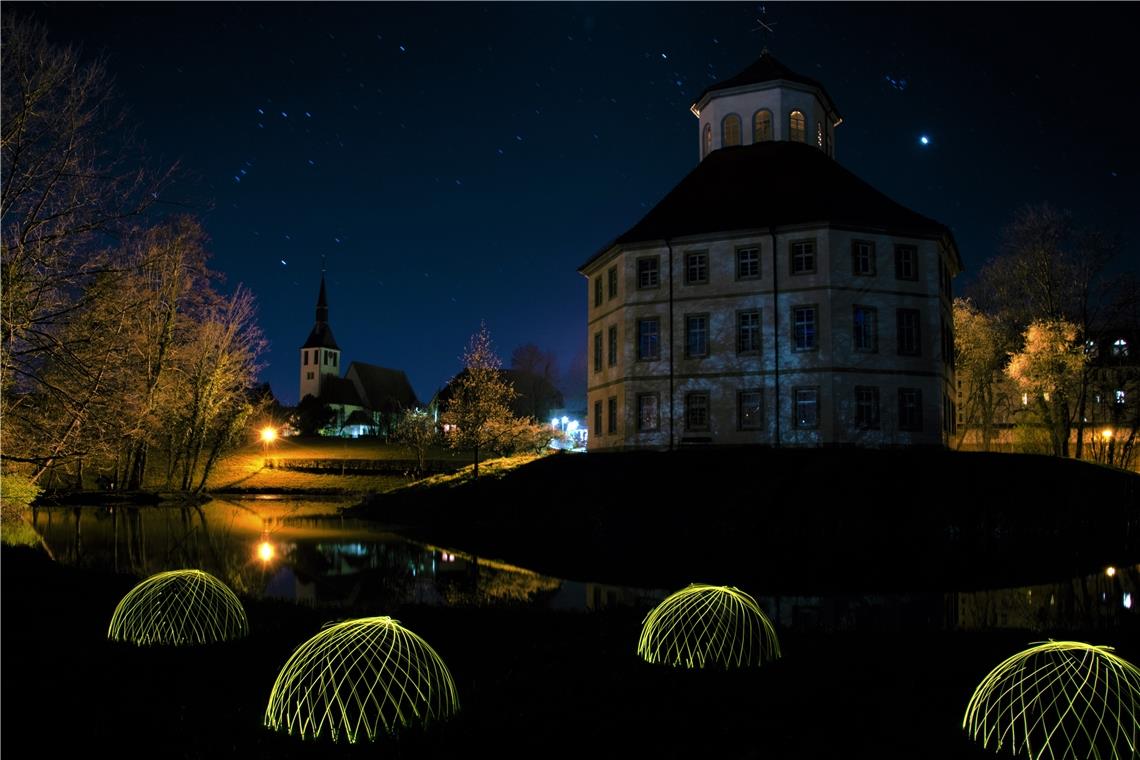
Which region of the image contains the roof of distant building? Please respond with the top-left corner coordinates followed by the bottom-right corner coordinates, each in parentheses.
top-left (692, 52), bottom-right (841, 120)
top-left (318, 375), bottom-right (363, 407)
top-left (347, 362), bottom-right (418, 412)
top-left (582, 140), bottom-right (960, 271)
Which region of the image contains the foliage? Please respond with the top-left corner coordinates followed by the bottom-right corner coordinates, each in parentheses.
top-left (483, 416), bottom-right (559, 456)
top-left (1006, 319), bottom-right (1087, 457)
top-left (394, 407), bottom-right (439, 472)
top-left (952, 298), bottom-right (1017, 451)
top-left (295, 394), bottom-right (335, 437)
top-left (442, 323), bottom-right (518, 478)
top-left (0, 469), bottom-right (43, 547)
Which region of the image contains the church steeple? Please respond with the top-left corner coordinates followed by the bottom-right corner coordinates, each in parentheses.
top-left (299, 268), bottom-right (341, 402)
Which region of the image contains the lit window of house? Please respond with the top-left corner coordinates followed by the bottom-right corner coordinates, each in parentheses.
top-left (722, 114), bottom-right (742, 147)
top-left (1113, 338), bottom-right (1129, 357)
top-left (789, 110), bottom-right (806, 142)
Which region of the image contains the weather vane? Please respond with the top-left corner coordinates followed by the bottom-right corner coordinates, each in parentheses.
top-left (751, 5), bottom-right (777, 54)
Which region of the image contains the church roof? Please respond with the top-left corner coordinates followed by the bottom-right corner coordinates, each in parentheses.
top-left (318, 375), bottom-right (364, 407)
top-left (300, 274), bottom-right (340, 350)
top-left (692, 52), bottom-right (841, 119)
top-left (347, 362), bottom-right (418, 413)
top-left (581, 140), bottom-right (959, 271)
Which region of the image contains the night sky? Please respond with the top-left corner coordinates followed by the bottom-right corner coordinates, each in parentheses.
top-left (18, 2), bottom-right (1139, 406)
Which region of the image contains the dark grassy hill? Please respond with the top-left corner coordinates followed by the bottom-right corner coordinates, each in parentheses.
top-left (352, 449), bottom-right (1140, 592)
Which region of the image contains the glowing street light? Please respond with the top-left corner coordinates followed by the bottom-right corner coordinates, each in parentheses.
top-left (260, 426), bottom-right (278, 467)
top-left (258, 540), bottom-right (275, 563)
top-left (1106, 566), bottom-right (1117, 578)
top-left (1102, 428), bottom-right (1114, 441)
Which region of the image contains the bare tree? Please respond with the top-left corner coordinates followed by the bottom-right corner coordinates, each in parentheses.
top-left (395, 407), bottom-right (438, 474)
top-left (443, 323), bottom-right (517, 478)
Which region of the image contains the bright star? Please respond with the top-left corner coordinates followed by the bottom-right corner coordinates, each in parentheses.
top-left (919, 135), bottom-right (931, 146)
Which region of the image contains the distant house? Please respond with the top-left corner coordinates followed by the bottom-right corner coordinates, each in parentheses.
top-left (579, 52), bottom-right (962, 450)
top-left (298, 273), bottom-right (417, 437)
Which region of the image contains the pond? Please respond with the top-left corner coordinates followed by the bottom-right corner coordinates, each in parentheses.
top-left (31, 499), bottom-right (1138, 633)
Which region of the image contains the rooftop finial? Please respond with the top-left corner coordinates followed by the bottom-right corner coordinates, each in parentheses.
top-left (321, 253), bottom-right (327, 275)
top-left (751, 5), bottom-right (777, 54)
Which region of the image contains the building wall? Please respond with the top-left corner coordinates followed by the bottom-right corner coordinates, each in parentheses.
top-left (585, 226), bottom-right (955, 451)
top-left (299, 347), bottom-right (340, 401)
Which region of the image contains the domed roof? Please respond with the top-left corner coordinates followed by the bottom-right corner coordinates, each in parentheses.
top-left (582, 141), bottom-right (960, 270)
top-left (692, 51), bottom-right (841, 121)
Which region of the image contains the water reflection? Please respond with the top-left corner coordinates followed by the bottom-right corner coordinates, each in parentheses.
top-left (30, 501), bottom-right (1139, 632)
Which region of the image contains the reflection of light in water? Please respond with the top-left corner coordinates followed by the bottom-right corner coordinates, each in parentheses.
top-left (258, 541), bottom-right (275, 562)
top-left (1125, 593), bottom-right (1133, 610)
top-left (1106, 566), bottom-right (1117, 577)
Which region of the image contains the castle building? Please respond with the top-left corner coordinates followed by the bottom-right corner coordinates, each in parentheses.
top-left (299, 273), bottom-right (418, 437)
top-left (579, 52), bottom-right (962, 450)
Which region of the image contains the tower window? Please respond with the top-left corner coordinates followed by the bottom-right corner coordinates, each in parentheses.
top-left (753, 109), bottom-right (773, 142)
top-left (702, 123), bottom-right (712, 158)
top-left (722, 114), bottom-right (742, 147)
top-left (303, 350), bottom-right (309, 366)
top-left (789, 110), bottom-right (806, 142)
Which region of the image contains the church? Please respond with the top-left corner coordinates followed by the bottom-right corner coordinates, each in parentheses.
top-left (298, 273), bottom-right (418, 437)
top-left (580, 52), bottom-right (961, 450)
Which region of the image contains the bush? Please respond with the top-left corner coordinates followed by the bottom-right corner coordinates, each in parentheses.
top-left (1, 470), bottom-right (43, 547)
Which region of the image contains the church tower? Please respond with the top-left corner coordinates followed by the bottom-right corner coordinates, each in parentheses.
top-left (689, 51), bottom-right (842, 162)
top-left (299, 272), bottom-right (341, 402)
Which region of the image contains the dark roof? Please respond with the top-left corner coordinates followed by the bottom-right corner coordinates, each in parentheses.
top-left (318, 376), bottom-right (363, 407)
top-left (581, 141), bottom-right (959, 271)
top-left (693, 52), bottom-right (840, 120)
top-left (300, 274), bottom-right (340, 350)
top-left (346, 362), bottom-right (418, 413)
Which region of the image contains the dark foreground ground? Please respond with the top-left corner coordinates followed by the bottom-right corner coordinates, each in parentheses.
top-left (4, 546), bottom-right (1137, 760)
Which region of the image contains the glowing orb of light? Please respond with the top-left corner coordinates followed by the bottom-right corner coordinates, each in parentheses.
top-left (637, 584), bottom-right (780, 669)
top-left (108, 569), bottom-right (249, 646)
top-left (257, 541), bottom-right (275, 562)
top-left (265, 616), bottom-right (459, 743)
top-left (259, 426), bottom-right (277, 443)
top-left (963, 640), bottom-right (1140, 760)
top-left (919, 134), bottom-right (931, 146)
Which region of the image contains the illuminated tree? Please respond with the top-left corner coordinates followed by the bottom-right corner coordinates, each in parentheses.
top-left (953, 298), bottom-right (1017, 451)
top-left (442, 323), bottom-right (517, 478)
top-left (264, 616), bottom-right (459, 743)
top-left (963, 641), bottom-right (1140, 760)
top-left (1006, 320), bottom-right (1086, 457)
top-left (395, 406), bottom-right (439, 473)
top-left (638, 584), bottom-right (781, 669)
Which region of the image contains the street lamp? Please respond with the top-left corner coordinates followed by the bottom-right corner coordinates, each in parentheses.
top-left (260, 426), bottom-right (277, 467)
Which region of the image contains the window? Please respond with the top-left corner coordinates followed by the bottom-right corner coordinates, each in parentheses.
top-left (1116, 389), bottom-right (1127, 406)
top-left (895, 244), bottom-right (918, 280)
top-left (702, 123), bottom-right (712, 157)
top-left (736, 247), bottom-right (761, 279)
top-left (607, 397), bottom-right (618, 434)
top-left (637, 256), bottom-right (659, 289)
top-left (685, 251), bottom-right (708, 284)
top-left (738, 389), bottom-right (763, 430)
top-left (793, 306), bottom-right (818, 351)
top-left (789, 110), bottom-right (806, 142)
top-left (637, 318), bottom-right (660, 360)
top-left (753, 109), bottom-right (772, 142)
top-left (1113, 338), bottom-right (1130, 357)
top-left (637, 393), bottom-right (660, 431)
top-left (607, 325), bottom-right (618, 367)
top-left (898, 388), bottom-right (923, 431)
top-left (790, 239), bottom-right (816, 274)
top-left (794, 387), bottom-right (819, 428)
top-left (852, 240), bottom-right (875, 276)
top-left (607, 266), bottom-right (618, 299)
top-left (685, 314), bottom-right (709, 358)
top-left (303, 350), bottom-right (309, 366)
top-left (332, 353), bottom-right (337, 368)
top-left (897, 309), bottom-right (921, 356)
top-left (854, 386), bottom-right (880, 429)
top-left (737, 311), bottom-right (761, 354)
top-left (594, 400), bottom-right (603, 436)
top-left (853, 305), bottom-right (878, 352)
top-left (816, 120), bottom-right (824, 148)
top-left (593, 332), bottom-right (602, 373)
top-left (722, 114), bottom-right (742, 147)
top-left (685, 392), bottom-right (710, 431)
top-left (594, 277), bottom-right (603, 307)
top-left (306, 371), bottom-right (314, 381)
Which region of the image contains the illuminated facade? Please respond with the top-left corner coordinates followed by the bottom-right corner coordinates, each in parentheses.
top-left (580, 52), bottom-right (962, 451)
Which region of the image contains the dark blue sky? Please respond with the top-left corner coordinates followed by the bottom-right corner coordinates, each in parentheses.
top-left (22, 2), bottom-right (1139, 405)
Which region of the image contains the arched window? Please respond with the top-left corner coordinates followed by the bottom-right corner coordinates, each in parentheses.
top-left (702, 123), bottom-right (712, 158)
top-left (789, 110), bottom-right (806, 142)
top-left (722, 114), bottom-right (741, 147)
top-left (816, 121), bottom-right (824, 148)
top-left (753, 109), bottom-right (773, 142)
